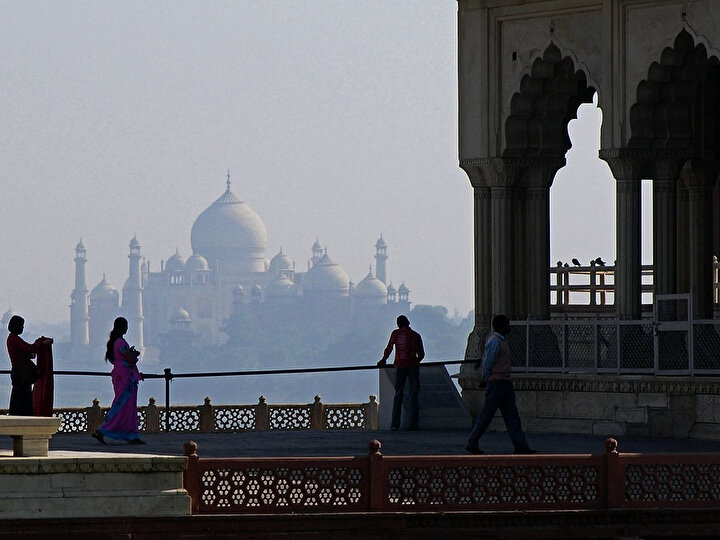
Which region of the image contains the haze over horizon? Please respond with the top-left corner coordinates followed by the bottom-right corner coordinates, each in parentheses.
top-left (0, 2), bottom-right (652, 336)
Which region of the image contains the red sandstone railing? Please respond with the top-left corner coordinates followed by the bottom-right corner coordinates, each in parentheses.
top-left (182, 438), bottom-right (720, 514)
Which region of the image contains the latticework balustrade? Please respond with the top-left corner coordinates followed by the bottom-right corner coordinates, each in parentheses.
top-left (195, 457), bottom-right (368, 513)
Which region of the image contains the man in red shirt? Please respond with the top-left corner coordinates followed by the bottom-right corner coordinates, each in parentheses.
top-left (377, 315), bottom-right (425, 430)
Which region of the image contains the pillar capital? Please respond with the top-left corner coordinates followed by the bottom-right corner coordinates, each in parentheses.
top-left (599, 149), bottom-right (645, 184)
top-left (459, 157), bottom-right (528, 188)
top-left (683, 160), bottom-right (719, 192)
top-left (651, 157), bottom-right (686, 184)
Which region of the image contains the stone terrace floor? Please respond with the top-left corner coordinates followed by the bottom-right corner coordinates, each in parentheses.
top-left (3, 429), bottom-right (720, 458)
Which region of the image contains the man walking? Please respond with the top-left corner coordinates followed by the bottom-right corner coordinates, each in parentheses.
top-left (466, 314), bottom-right (536, 454)
top-left (377, 315), bottom-right (425, 431)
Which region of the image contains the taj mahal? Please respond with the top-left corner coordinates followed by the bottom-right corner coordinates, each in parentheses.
top-left (67, 175), bottom-right (411, 363)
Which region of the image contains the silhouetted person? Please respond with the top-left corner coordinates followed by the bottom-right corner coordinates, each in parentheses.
top-left (377, 315), bottom-right (425, 431)
top-left (466, 314), bottom-right (535, 455)
top-left (572, 258), bottom-right (581, 267)
top-left (594, 257), bottom-right (606, 266)
top-left (6, 315), bottom-right (53, 416)
top-left (92, 317), bottom-right (145, 445)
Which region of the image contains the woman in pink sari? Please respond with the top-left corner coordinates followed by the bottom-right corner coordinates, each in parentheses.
top-left (92, 317), bottom-right (144, 444)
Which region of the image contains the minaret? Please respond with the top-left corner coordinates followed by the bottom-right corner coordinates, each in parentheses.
top-left (311, 238), bottom-right (323, 266)
top-left (70, 239), bottom-right (90, 347)
top-left (374, 234), bottom-right (388, 284)
top-left (122, 235), bottom-right (144, 351)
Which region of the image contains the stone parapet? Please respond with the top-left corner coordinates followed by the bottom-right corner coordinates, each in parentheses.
top-left (0, 452), bottom-right (190, 519)
top-left (462, 374), bottom-right (720, 440)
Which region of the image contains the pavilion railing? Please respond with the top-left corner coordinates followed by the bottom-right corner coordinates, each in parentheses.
top-left (550, 256), bottom-right (720, 310)
top-left (183, 438), bottom-right (720, 514)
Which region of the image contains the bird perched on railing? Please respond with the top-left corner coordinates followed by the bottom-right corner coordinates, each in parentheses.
top-left (594, 257), bottom-right (606, 267)
top-left (572, 258), bottom-right (581, 267)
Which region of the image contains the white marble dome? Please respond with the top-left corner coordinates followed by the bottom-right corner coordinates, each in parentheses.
top-left (266, 275), bottom-right (297, 297)
top-left (90, 276), bottom-right (119, 303)
top-left (170, 307), bottom-right (191, 322)
top-left (304, 253), bottom-right (350, 295)
top-left (165, 250), bottom-right (187, 272)
top-left (269, 249), bottom-right (293, 275)
top-left (186, 253), bottom-right (210, 271)
top-left (355, 269), bottom-right (387, 304)
top-left (190, 183), bottom-right (267, 271)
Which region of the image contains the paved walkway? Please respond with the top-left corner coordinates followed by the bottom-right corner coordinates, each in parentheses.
top-left (3, 429), bottom-right (720, 458)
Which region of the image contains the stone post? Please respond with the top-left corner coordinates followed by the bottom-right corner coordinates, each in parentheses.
top-left (367, 439), bottom-right (384, 512)
top-left (365, 395), bottom-right (379, 430)
top-left (310, 395), bottom-right (324, 430)
top-left (145, 397), bottom-right (159, 433)
top-left (684, 161), bottom-right (718, 318)
top-left (601, 152), bottom-right (643, 319)
top-left (256, 395), bottom-right (269, 431)
top-left (86, 398), bottom-right (104, 434)
top-left (199, 397), bottom-right (214, 433)
top-left (183, 441), bottom-right (201, 514)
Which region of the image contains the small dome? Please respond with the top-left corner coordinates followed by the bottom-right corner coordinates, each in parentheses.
top-left (75, 239), bottom-right (86, 251)
top-left (303, 251), bottom-right (350, 295)
top-left (266, 276), bottom-right (297, 297)
top-left (1, 308), bottom-right (15, 326)
top-left (375, 235), bottom-right (386, 248)
top-left (186, 253), bottom-right (209, 271)
top-left (90, 276), bottom-right (120, 303)
top-left (387, 283), bottom-right (397, 294)
top-left (170, 308), bottom-right (190, 322)
top-left (355, 269), bottom-right (387, 303)
top-left (165, 250), bottom-right (187, 272)
top-left (398, 282), bottom-right (409, 294)
top-left (269, 248), bottom-right (293, 275)
top-left (129, 236), bottom-right (140, 248)
top-left (312, 238), bottom-right (322, 251)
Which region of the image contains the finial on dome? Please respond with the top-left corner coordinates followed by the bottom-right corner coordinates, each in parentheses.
top-left (226, 169), bottom-right (231, 190)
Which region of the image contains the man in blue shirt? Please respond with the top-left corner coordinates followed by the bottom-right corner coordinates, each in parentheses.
top-left (466, 314), bottom-right (535, 455)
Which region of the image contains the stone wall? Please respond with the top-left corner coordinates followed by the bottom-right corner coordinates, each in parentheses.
top-left (460, 373), bottom-right (720, 440)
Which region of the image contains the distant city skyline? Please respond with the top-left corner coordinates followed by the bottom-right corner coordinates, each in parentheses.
top-left (0, 2), bottom-right (652, 330)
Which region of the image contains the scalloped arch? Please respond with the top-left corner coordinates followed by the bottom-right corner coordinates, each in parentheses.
top-left (629, 29), bottom-right (720, 161)
top-left (503, 42), bottom-right (596, 159)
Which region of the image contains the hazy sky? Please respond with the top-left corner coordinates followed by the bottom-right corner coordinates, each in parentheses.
top-left (0, 2), bottom-right (651, 331)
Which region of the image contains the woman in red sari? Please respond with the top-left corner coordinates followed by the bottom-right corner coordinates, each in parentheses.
top-left (92, 317), bottom-right (145, 444)
top-left (6, 315), bottom-right (53, 415)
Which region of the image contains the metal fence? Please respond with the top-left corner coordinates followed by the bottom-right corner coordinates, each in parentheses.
top-left (508, 318), bottom-right (720, 375)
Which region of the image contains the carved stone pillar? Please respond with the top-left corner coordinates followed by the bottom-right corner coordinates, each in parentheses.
top-left (491, 184), bottom-right (514, 317)
top-left (461, 165), bottom-right (492, 363)
top-left (652, 159), bottom-right (684, 296)
top-left (474, 185), bottom-right (492, 328)
top-left (684, 161), bottom-right (718, 318)
top-left (601, 152), bottom-right (643, 319)
top-left (523, 162), bottom-right (563, 320)
top-left (677, 175), bottom-right (690, 294)
top-left (513, 187), bottom-right (527, 319)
